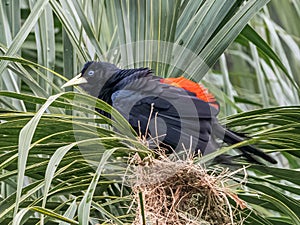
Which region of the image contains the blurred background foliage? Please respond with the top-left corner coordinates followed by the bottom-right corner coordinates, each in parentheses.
top-left (0, 0), bottom-right (300, 224)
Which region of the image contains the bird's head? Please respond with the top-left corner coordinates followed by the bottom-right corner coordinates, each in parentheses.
top-left (62, 61), bottom-right (119, 97)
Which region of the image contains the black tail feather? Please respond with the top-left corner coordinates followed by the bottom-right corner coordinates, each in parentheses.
top-left (214, 124), bottom-right (277, 164)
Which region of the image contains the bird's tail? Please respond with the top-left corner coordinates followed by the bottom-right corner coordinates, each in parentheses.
top-left (214, 124), bottom-right (277, 164)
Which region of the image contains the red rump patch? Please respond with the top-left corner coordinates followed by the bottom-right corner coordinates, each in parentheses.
top-left (160, 77), bottom-right (219, 110)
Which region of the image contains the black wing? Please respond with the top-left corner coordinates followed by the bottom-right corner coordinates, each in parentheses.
top-left (110, 72), bottom-right (277, 164)
top-left (111, 74), bottom-right (219, 154)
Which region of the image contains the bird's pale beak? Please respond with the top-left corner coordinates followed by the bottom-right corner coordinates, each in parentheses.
top-left (61, 73), bottom-right (88, 88)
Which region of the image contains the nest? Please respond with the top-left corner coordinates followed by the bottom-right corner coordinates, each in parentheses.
top-left (129, 155), bottom-right (247, 225)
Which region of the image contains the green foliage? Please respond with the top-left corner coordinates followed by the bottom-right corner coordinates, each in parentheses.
top-left (0, 0), bottom-right (299, 224)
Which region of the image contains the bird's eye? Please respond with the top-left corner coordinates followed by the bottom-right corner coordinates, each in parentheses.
top-left (88, 70), bottom-right (95, 76)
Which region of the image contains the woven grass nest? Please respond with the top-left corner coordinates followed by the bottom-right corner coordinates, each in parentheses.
top-left (130, 154), bottom-right (247, 225)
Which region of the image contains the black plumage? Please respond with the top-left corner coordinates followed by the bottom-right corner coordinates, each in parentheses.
top-left (63, 61), bottom-right (277, 164)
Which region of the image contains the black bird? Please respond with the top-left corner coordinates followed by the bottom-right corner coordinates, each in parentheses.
top-left (62, 61), bottom-right (277, 164)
